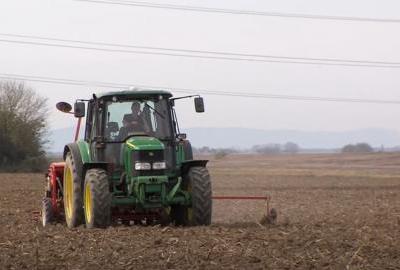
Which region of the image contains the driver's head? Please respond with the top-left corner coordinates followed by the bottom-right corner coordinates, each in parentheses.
top-left (131, 101), bottom-right (141, 115)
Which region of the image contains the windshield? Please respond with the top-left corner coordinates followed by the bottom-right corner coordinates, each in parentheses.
top-left (104, 98), bottom-right (172, 141)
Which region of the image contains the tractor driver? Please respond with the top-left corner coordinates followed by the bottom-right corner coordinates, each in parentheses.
top-left (122, 101), bottom-right (150, 134)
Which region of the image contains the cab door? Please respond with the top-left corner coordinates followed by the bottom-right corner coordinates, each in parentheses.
top-left (87, 101), bottom-right (103, 162)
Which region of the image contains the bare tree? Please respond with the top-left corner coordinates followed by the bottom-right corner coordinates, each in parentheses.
top-left (0, 80), bottom-right (48, 171)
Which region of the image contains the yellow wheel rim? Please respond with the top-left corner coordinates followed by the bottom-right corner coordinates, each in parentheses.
top-left (84, 182), bottom-right (92, 223)
top-left (64, 167), bottom-right (73, 220)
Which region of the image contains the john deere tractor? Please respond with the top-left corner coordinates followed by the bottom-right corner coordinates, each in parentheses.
top-left (42, 90), bottom-right (212, 228)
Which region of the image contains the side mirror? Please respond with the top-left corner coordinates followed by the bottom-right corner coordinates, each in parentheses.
top-left (194, 97), bottom-right (205, 113)
top-left (74, 102), bottom-right (86, 118)
top-left (56, 102), bottom-right (72, 113)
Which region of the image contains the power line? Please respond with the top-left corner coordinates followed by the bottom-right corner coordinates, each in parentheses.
top-left (1, 72), bottom-right (400, 105)
top-left (1, 37), bottom-right (399, 69)
top-left (1, 33), bottom-right (399, 67)
top-left (74, 0), bottom-right (400, 23)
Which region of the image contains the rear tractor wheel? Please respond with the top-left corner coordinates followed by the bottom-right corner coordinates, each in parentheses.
top-left (171, 167), bottom-right (212, 226)
top-left (63, 152), bottom-right (84, 228)
top-left (83, 169), bottom-right (112, 229)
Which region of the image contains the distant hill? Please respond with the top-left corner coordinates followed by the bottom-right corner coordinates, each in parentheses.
top-left (47, 126), bottom-right (400, 152)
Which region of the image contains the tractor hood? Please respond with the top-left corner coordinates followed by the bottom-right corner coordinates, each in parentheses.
top-left (125, 136), bottom-right (165, 151)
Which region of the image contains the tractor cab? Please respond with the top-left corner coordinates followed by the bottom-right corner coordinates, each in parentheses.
top-left (44, 89), bottom-right (211, 229)
top-left (85, 91), bottom-right (175, 170)
top-left (79, 90), bottom-right (204, 176)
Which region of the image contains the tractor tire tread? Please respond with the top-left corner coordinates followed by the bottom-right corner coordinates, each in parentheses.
top-left (85, 169), bottom-right (112, 228)
top-left (188, 167), bottom-right (212, 226)
top-left (42, 197), bottom-right (53, 227)
top-left (64, 152), bottom-right (84, 228)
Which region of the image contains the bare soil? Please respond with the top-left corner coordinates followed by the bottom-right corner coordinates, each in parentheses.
top-left (1, 153), bottom-right (400, 269)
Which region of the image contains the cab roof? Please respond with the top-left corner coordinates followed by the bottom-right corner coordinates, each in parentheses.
top-left (96, 89), bottom-right (173, 99)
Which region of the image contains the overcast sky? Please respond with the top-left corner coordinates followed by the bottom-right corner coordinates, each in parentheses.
top-left (1, 0), bottom-right (399, 132)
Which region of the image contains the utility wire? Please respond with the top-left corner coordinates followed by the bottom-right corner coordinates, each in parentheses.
top-left (74, 0), bottom-right (400, 23)
top-left (1, 73), bottom-right (400, 105)
top-left (1, 33), bottom-right (399, 67)
top-left (0, 38), bottom-right (399, 69)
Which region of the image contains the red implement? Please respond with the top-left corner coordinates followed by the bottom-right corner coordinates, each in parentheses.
top-left (46, 162), bottom-right (65, 217)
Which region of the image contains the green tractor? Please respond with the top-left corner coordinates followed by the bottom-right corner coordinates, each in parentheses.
top-left (42, 90), bottom-right (212, 228)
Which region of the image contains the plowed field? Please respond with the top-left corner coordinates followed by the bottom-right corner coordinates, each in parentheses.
top-left (1, 153), bottom-right (400, 269)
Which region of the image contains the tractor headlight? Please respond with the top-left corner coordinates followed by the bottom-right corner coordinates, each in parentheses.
top-left (135, 162), bottom-right (151, 170)
top-left (152, 161), bottom-right (166, 170)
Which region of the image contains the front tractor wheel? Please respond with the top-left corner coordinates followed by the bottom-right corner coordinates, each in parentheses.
top-left (64, 153), bottom-right (84, 228)
top-left (172, 167), bottom-right (212, 226)
top-left (83, 169), bottom-right (111, 229)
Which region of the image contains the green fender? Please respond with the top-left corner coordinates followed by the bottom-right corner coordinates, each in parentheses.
top-left (76, 140), bottom-right (91, 163)
top-left (63, 140), bottom-right (91, 163)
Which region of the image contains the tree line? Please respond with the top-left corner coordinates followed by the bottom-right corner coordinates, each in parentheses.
top-left (193, 142), bottom-right (377, 157)
top-left (193, 142), bottom-right (301, 156)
